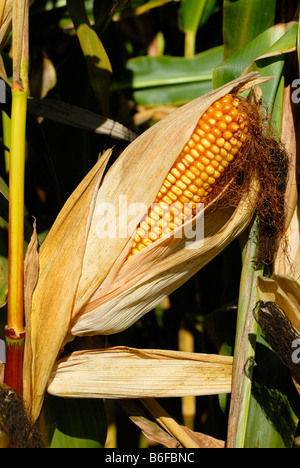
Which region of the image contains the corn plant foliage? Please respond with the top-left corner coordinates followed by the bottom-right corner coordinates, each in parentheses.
top-left (114, 46), bottom-right (224, 105)
top-left (222, 0), bottom-right (277, 59)
top-left (43, 395), bottom-right (107, 448)
top-left (215, 0), bottom-right (299, 449)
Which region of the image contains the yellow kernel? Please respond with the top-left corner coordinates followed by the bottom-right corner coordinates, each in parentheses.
top-left (216, 138), bottom-right (225, 147)
top-left (166, 173), bottom-right (176, 184)
top-left (210, 160), bottom-right (219, 169)
top-left (189, 184), bottom-right (199, 194)
top-left (228, 122), bottom-right (240, 133)
top-left (194, 177), bottom-right (203, 187)
top-left (205, 165), bottom-right (215, 176)
top-left (167, 191), bottom-right (177, 202)
top-left (183, 190), bottom-right (194, 199)
top-left (184, 154), bottom-right (195, 165)
top-left (211, 145), bottom-right (220, 154)
top-left (180, 195), bottom-right (191, 204)
top-left (196, 143), bottom-right (205, 153)
top-left (208, 118), bottom-right (216, 126)
top-left (190, 148), bottom-right (200, 158)
top-left (171, 168), bottom-right (181, 179)
top-left (137, 227), bottom-right (145, 238)
top-left (140, 220), bottom-right (149, 231)
top-left (195, 127), bottom-right (205, 138)
top-left (201, 156), bottom-right (210, 166)
top-left (162, 197), bottom-right (173, 208)
top-left (153, 205), bottom-right (164, 217)
top-left (177, 162), bottom-right (186, 172)
top-left (191, 132), bottom-right (201, 142)
top-left (195, 161), bottom-right (205, 172)
top-left (190, 166), bottom-right (200, 176)
top-left (143, 238), bottom-right (153, 247)
top-left (176, 180), bottom-right (187, 191)
top-left (205, 150), bottom-right (214, 160)
top-left (171, 185), bottom-right (183, 196)
top-left (150, 212), bottom-right (160, 221)
top-left (199, 121), bottom-right (210, 132)
top-left (224, 141), bottom-right (232, 151)
top-left (217, 122), bottom-right (227, 131)
top-left (186, 170), bottom-right (196, 180)
top-left (182, 175), bottom-right (191, 185)
top-left (149, 232), bottom-right (159, 241)
top-left (223, 131), bottom-right (233, 140)
top-left (187, 139), bottom-right (195, 148)
top-left (211, 127), bottom-right (222, 138)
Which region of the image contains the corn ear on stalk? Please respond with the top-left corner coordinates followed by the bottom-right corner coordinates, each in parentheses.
top-left (129, 94), bottom-right (249, 257)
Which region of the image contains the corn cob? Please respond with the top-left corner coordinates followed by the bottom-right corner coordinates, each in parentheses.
top-left (128, 94), bottom-right (248, 258)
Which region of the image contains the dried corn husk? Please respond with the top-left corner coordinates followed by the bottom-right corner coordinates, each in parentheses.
top-left (24, 72), bottom-right (269, 422)
top-left (47, 347), bottom-right (233, 398)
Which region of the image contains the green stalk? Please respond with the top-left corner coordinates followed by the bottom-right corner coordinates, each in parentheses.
top-left (4, 0), bottom-right (29, 396)
top-left (4, 85), bottom-right (28, 395)
top-left (226, 218), bottom-right (264, 447)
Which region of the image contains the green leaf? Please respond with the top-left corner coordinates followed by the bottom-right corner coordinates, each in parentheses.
top-left (223, 0), bottom-right (277, 59)
top-left (114, 45), bottom-right (223, 105)
top-left (179, 0), bottom-right (215, 57)
top-left (179, 0), bottom-right (207, 34)
top-left (213, 22), bottom-right (297, 111)
top-left (42, 395), bottom-right (107, 448)
top-left (244, 329), bottom-right (299, 448)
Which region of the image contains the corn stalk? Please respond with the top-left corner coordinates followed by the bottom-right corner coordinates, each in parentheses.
top-left (4, 0), bottom-right (29, 396)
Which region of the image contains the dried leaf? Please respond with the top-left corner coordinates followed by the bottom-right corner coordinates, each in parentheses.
top-left (47, 346), bottom-right (233, 399)
top-left (24, 150), bottom-right (112, 422)
top-left (23, 220), bottom-right (39, 406)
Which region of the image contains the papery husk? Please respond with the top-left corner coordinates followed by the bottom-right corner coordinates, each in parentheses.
top-left (273, 83), bottom-right (299, 279)
top-left (23, 150), bottom-right (112, 422)
top-left (47, 347), bottom-right (233, 398)
top-left (27, 72), bottom-right (268, 423)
